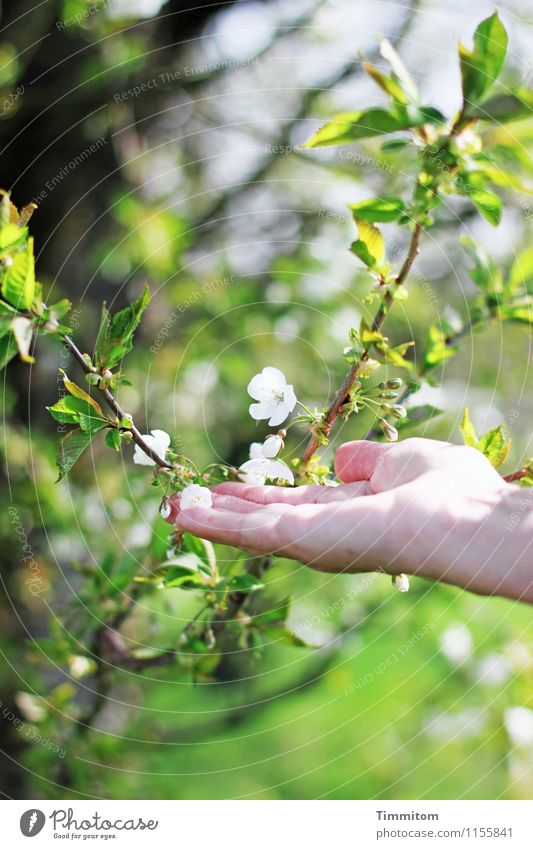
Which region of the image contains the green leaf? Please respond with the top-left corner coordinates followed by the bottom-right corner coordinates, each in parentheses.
top-left (459, 13), bottom-right (508, 104)
top-left (381, 340), bottom-right (414, 370)
top-left (47, 299), bottom-right (71, 321)
top-left (461, 236), bottom-right (503, 294)
top-left (465, 89), bottom-right (533, 122)
top-left (0, 333), bottom-right (18, 370)
top-left (499, 302), bottom-right (533, 325)
top-left (47, 396), bottom-right (98, 425)
top-left (1, 237), bottom-right (35, 310)
top-left (105, 429), bottom-right (121, 451)
top-left (0, 223), bottom-right (27, 254)
top-left (363, 61), bottom-right (409, 104)
top-left (181, 532), bottom-right (216, 574)
top-left (477, 424), bottom-right (511, 468)
top-left (227, 573), bottom-right (264, 594)
top-left (95, 285), bottom-right (150, 369)
top-left (304, 105), bottom-right (443, 148)
top-left (60, 370), bottom-right (104, 416)
top-left (254, 597), bottom-right (292, 625)
top-left (56, 428), bottom-right (100, 481)
top-left (506, 247), bottom-right (533, 296)
top-left (349, 197), bottom-right (405, 223)
top-left (460, 407), bottom-right (478, 447)
top-left (423, 325), bottom-right (457, 369)
top-left (470, 190), bottom-right (502, 226)
top-left (351, 217), bottom-right (384, 267)
top-left (135, 555), bottom-right (208, 589)
top-left (379, 38), bottom-right (419, 102)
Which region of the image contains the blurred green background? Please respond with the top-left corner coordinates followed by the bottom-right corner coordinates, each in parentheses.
top-left (1, 0), bottom-right (533, 800)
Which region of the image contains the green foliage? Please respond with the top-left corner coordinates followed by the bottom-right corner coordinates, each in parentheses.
top-left (349, 197), bottom-right (405, 222)
top-left (460, 408), bottom-right (511, 469)
top-left (459, 12), bottom-right (508, 105)
top-left (95, 285), bottom-right (150, 369)
top-left (305, 105), bottom-right (445, 148)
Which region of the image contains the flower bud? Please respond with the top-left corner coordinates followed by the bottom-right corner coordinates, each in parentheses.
top-left (159, 497), bottom-right (172, 520)
top-left (386, 378), bottom-right (403, 389)
top-left (393, 573), bottom-right (410, 592)
top-left (391, 404), bottom-right (407, 419)
top-left (380, 419), bottom-right (398, 442)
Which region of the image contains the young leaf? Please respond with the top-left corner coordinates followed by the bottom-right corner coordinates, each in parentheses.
top-left (60, 371), bottom-right (104, 416)
top-left (379, 38), bottom-right (419, 102)
top-left (470, 190), bottom-right (502, 226)
top-left (105, 429), bottom-right (121, 451)
top-left (363, 61), bottom-right (409, 104)
top-left (461, 237), bottom-right (503, 294)
top-left (0, 223), bottom-right (27, 254)
top-left (95, 285), bottom-right (150, 369)
top-left (460, 407), bottom-right (478, 447)
top-left (476, 424), bottom-right (511, 468)
top-left (1, 237), bottom-right (35, 310)
top-left (56, 428), bottom-right (100, 481)
top-left (351, 217), bottom-right (384, 267)
top-left (304, 106), bottom-right (443, 148)
top-left (459, 13), bottom-right (508, 104)
top-left (349, 197), bottom-right (405, 223)
top-left (423, 325), bottom-right (457, 369)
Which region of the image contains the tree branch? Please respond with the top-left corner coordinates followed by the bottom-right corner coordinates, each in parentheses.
top-left (301, 224), bottom-right (422, 465)
top-left (62, 334), bottom-right (173, 469)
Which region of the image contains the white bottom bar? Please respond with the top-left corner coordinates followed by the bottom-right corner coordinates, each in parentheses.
top-left (3, 800), bottom-right (533, 847)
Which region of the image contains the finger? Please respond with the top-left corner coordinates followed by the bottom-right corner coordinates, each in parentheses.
top-left (172, 504), bottom-right (285, 552)
top-left (212, 480), bottom-right (370, 504)
top-left (211, 492), bottom-right (291, 515)
top-left (334, 440), bottom-right (390, 483)
top-left (212, 482), bottom-right (315, 504)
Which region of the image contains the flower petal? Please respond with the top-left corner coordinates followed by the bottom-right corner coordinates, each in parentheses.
top-left (249, 401), bottom-right (271, 421)
top-left (262, 435), bottom-right (283, 458)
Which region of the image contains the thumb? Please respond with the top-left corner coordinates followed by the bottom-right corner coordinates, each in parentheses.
top-left (334, 440), bottom-right (390, 483)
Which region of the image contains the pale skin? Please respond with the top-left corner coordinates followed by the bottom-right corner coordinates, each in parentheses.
top-left (165, 438), bottom-right (533, 603)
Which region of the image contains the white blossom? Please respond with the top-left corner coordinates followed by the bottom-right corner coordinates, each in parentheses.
top-left (239, 457), bottom-right (294, 486)
top-left (504, 706), bottom-right (533, 748)
top-left (180, 484), bottom-right (212, 510)
top-left (394, 573), bottom-right (410, 592)
top-left (249, 435), bottom-right (283, 460)
top-left (247, 367), bottom-right (297, 427)
top-left (133, 429), bottom-right (171, 466)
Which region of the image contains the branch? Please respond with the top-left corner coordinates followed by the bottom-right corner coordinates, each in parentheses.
top-left (62, 334), bottom-right (173, 469)
top-left (301, 224), bottom-right (422, 465)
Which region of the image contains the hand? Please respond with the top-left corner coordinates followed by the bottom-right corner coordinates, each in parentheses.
top-left (165, 438), bottom-right (533, 602)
